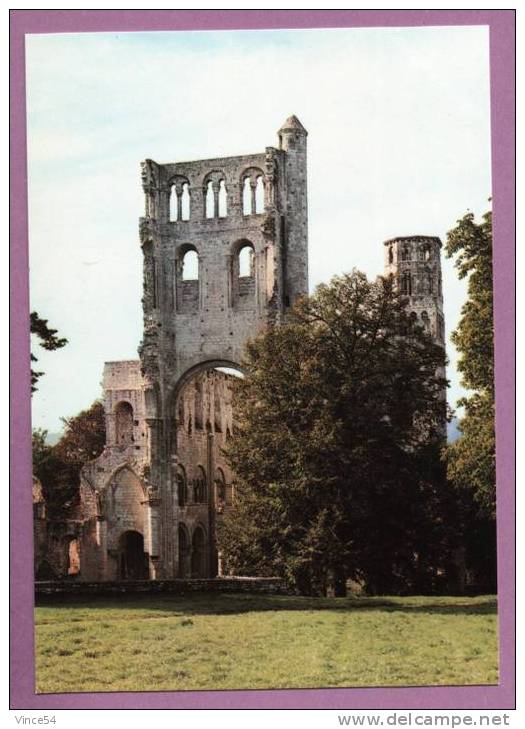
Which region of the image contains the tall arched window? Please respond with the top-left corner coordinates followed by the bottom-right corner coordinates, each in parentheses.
top-left (255, 175), bottom-right (264, 213)
top-left (193, 467), bottom-right (207, 503)
top-left (232, 241), bottom-right (255, 308)
top-left (238, 245), bottom-right (254, 277)
top-left (181, 183), bottom-right (191, 221)
top-left (388, 246), bottom-right (394, 264)
top-left (177, 469), bottom-right (187, 508)
top-left (241, 168), bottom-right (265, 215)
top-left (419, 245), bottom-right (431, 261)
top-left (401, 272), bottom-right (412, 295)
top-left (169, 184), bottom-right (179, 222)
top-left (177, 246), bottom-right (199, 313)
top-left (169, 176), bottom-right (189, 222)
top-left (242, 177), bottom-right (252, 215)
top-left (115, 401), bottom-right (134, 445)
top-left (402, 246), bottom-right (410, 262)
top-left (205, 180), bottom-right (214, 219)
top-left (182, 249), bottom-right (199, 281)
top-left (218, 179), bottom-right (227, 218)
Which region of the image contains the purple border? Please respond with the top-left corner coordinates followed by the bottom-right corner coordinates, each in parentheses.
top-left (10, 10), bottom-right (515, 710)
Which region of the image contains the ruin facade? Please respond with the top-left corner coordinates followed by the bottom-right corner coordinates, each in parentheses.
top-left (33, 116), bottom-right (446, 582)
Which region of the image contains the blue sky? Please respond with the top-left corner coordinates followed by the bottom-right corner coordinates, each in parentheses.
top-left (26, 26), bottom-right (491, 433)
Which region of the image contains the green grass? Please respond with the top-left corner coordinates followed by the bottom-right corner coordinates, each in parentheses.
top-left (34, 593), bottom-right (498, 693)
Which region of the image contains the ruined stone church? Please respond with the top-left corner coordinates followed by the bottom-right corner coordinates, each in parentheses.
top-left (33, 116), bottom-right (445, 582)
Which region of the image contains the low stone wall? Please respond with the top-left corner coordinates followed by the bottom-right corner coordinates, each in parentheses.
top-left (35, 576), bottom-right (288, 600)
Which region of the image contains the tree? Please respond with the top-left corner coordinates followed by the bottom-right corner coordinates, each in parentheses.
top-left (30, 311), bottom-right (68, 393)
top-left (32, 428), bottom-right (53, 474)
top-left (218, 271), bottom-right (450, 595)
top-left (444, 209), bottom-right (495, 518)
top-left (444, 207), bottom-right (496, 591)
top-left (32, 401), bottom-right (105, 516)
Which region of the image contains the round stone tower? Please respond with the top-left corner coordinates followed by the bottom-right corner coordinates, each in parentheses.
top-left (277, 115), bottom-right (309, 305)
top-left (384, 235), bottom-right (445, 345)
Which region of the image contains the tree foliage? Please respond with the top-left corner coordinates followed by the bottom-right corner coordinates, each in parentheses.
top-left (30, 311), bottom-right (68, 393)
top-left (444, 207), bottom-right (496, 592)
top-left (218, 271), bottom-right (452, 595)
top-left (444, 209), bottom-right (495, 520)
top-left (32, 401), bottom-right (106, 516)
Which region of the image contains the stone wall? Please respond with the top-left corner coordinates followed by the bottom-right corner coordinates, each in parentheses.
top-left (35, 577), bottom-right (288, 600)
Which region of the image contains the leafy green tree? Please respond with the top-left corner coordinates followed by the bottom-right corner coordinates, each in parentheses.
top-left (54, 401), bottom-right (106, 468)
top-left (30, 311), bottom-right (68, 393)
top-left (32, 428), bottom-right (53, 480)
top-left (445, 209), bottom-right (495, 519)
top-left (32, 428), bottom-right (53, 473)
top-left (444, 208), bottom-right (496, 591)
top-left (32, 401), bottom-right (105, 516)
top-left (218, 271), bottom-right (451, 595)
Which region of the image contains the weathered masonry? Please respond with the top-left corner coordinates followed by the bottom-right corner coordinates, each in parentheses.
top-left (33, 116), bottom-right (446, 582)
top-left (384, 235), bottom-right (445, 346)
top-left (35, 116), bottom-right (309, 581)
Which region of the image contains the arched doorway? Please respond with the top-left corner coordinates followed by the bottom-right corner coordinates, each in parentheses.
top-left (118, 531), bottom-right (149, 580)
top-left (191, 526), bottom-right (207, 578)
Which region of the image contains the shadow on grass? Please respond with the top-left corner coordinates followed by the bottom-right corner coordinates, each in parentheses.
top-left (35, 592), bottom-right (498, 618)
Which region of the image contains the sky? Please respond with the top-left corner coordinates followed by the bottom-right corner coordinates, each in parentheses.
top-left (25, 26), bottom-right (492, 434)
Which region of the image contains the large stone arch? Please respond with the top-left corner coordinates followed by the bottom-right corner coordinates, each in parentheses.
top-left (168, 358), bottom-right (244, 411)
top-left (104, 463), bottom-right (148, 498)
top-left (167, 359), bottom-right (243, 454)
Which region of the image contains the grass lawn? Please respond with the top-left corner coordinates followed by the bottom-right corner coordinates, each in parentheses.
top-left (34, 593), bottom-right (498, 693)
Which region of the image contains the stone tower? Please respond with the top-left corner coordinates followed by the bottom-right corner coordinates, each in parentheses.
top-left (383, 235), bottom-right (447, 438)
top-left (383, 235), bottom-right (445, 346)
top-left (129, 115), bottom-right (309, 578)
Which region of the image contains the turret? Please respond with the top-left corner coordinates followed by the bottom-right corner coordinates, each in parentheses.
top-left (277, 115), bottom-right (309, 305)
top-left (278, 115), bottom-right (308, 152)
